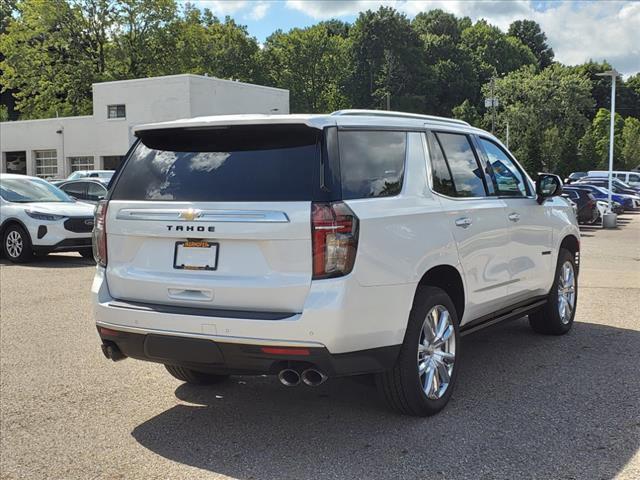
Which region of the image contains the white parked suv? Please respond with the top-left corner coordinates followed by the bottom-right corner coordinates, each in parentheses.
top-left (0, 174), bottom-right (96, 262)
top-left (92, 110), bottom-right (580, 416)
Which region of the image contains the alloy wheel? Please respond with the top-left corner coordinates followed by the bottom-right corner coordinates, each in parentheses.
top-left (557, 261), bottom-right (576, 324)
top-left (6, 230), bottom-right (23, 258)
top-left (417, 305), bottom-right (456, 400)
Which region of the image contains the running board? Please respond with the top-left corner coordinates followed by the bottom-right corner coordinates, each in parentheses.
top-left (460, 298), bottom-right (547, 337)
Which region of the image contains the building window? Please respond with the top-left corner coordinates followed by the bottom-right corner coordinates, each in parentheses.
top-left (107, 104), bottom-right (126, 119)
top-left (34, 150), bottom-right (58, 178)
top-left (102, 155), bottom-right (124, 170)
top-left (69, 156), bottom-right (94, 172)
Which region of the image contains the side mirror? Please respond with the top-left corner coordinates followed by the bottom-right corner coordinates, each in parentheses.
top-left (536, 173), bottom-right (562, 204)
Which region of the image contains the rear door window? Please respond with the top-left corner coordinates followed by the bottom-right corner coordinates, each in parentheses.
top-left (338, 131), bottom-right (406, 199)
top-left (434, 132), bottom-right (487, 198)
top-left (426, 132), bottom-right (456, 197)
top-left (110, 125), bottom-right (321, 202)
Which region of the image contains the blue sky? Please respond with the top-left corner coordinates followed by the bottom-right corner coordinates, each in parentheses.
top-left (186, 0), bottom-right (639, 76)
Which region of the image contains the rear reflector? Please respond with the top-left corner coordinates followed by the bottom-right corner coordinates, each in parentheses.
top-left (99, 327), bottom-right (121, 337)
top-left (261, 347), bottom-right (310, 356)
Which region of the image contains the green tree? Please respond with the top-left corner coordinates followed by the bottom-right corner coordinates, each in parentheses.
top-left (0, 0), bottom-right (115, 118)
top-left (626, 73), bottom-right (640, 97)
top-left (461, 20), bottom-right (536, 80)
top-left (1, 0), bottom-right (18, 34)
top-left (347, 7), bottom-right (425, 110)
top-left (412, 9), bottom-right (466, 40)
top-left (486, 65), bottom-right (593, 176)
top-left (261, 24), bottom-right (349, 112)
top-left (168, 5), bottom-right (260, 81)
top-left (621, 116), bottom-right (640, 170)
top-left (110, 0), bottom-right (177, 77)
top-left (452, 99), bottom-right (481, 127)
top-left (573, 62), bottom-right (640, 119)
top-left (412, 10), bottom-right (479, 115)
top-left (591, 108), bottom-right (625, 169)
top-left (577, 126), bottom-right (598, 172)
top-left (507, 20), bottom-right (554, 69)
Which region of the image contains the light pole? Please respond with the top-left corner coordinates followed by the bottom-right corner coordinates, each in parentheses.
top-left (596, 69), bottom-right (620, 229)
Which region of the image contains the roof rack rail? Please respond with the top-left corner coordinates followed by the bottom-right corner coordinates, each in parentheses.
top-left (331, 109), bottom-right (470, 127)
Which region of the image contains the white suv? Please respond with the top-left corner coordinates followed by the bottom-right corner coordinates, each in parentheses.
top-left (1, 174), bottom-right (96, 262)
top-left (92, 110), bottom-right (580, 416)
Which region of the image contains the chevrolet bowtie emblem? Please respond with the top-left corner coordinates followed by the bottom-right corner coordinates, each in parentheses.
top-left (179, 209), bottom-right (201, 221)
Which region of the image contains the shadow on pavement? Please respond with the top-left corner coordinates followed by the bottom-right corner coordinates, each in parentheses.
top-left (132, 319), bottom-right (640, 480)
top-left (0, 253), bottom-right (94, 268)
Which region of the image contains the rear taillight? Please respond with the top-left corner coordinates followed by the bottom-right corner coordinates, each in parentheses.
top-left (311, 202), bottom-right (359, 279)
top-left (92, 200), bottom-right (108, 267)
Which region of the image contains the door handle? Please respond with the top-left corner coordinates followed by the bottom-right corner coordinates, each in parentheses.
top-left (508, 212), bottom-right (521, 222)
top-left (455, 217), bottom-right (472, 228)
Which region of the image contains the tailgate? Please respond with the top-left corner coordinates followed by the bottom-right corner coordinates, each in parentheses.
top-left (105, 201), bottom-right (312, 312)
top-left (104, 123), bottom-right (323, 313)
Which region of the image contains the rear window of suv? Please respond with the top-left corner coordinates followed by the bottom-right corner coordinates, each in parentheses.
top-left (338, 130), bottom-right (406, 199)
top-left (110, 125), bottom-right (320, 202)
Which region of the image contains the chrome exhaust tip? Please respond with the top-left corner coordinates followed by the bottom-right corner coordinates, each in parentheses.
top-left (301, 369), bottom-right (328, 387)
top-left (278, 369), bottom-right (301, 387)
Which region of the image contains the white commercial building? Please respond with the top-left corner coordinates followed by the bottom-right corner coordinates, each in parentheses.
top-left (0, 74), bottom-right (289, 178)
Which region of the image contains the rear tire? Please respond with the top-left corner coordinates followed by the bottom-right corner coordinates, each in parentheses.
top-left (164, 365), bottom-right (230, 385)
top-left (2, 224), bottom-right (33, 263)
top-left (529, 248), bottom-right (577, 335)
top-left (376, 286), bottom-right (460, 416)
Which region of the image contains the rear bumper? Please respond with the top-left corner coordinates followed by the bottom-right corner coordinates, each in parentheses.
top-left (93, 267), bottom-right (414, 356)
top-left (98, 327), bottom-right (400, 376)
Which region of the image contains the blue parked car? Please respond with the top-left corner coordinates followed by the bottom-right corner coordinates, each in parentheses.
top-left (565, 185), bottom-right (635, 210)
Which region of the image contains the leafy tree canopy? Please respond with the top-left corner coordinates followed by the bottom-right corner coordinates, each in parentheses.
top-left (507, 19), bottom-right (554, 69)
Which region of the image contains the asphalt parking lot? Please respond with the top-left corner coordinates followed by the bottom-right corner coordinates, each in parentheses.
top-left (1, 214), bottom-right (639, 480)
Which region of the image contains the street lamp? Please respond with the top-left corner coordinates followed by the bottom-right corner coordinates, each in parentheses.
top-left (595, 69), bottom-right (620, 229)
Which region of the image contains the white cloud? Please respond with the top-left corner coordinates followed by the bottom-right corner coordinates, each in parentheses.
top-left (192, 0), bottom-right (248, 16)
top-left (284, 0), bottom-right (640, 75)
top-left (247, 1), bottom-right (271, 20)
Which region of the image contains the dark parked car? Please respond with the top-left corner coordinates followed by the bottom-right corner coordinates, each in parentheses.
top-left (575, 177), bottom-right (640, 195)
top-left (58, 178), bottom-right (109, 204)
top-left (561, 187), bottom-right (598, 224)
top-left (566, 184), bottom-right (636, 211)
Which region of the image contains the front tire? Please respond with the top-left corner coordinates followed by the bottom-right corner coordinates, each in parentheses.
top-left (2, 224), bottom-right (33, 263)
top-left (164, 365), bottom-right (230, 385)
top-left (376, 286), bottom-right (460, 416)
top-left (529, 248), bottom-right (577, 335)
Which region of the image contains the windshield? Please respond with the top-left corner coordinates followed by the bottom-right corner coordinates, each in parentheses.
top-left (0, 177), bottom-right (73, 203)
top-left (68, 171), bottom-right (87, 180)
